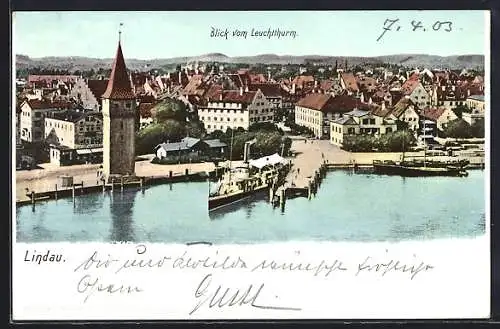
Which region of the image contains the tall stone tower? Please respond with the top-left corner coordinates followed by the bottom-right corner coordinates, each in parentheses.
top-left (101, 39), bottom-right (136, 182)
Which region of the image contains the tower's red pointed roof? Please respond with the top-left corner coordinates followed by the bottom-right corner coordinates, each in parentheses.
top-left (102, 42), bottom-right (135, 100)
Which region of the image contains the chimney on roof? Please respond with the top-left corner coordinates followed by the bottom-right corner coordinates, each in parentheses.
top-left (467, 89), bottom-right (471, 97)
top-left (219, 93), bottom-right (223, 101)
top-left (368, 97), bottom-right (372, 105)
top-left (291, 83), bottom-right (296, 94)
top-left (452, 85), bottom-right (455, 91)
top-left (382, 101), bottom-right (385, 110)
top-left (442, 86), bottom-right (445, 91)
top-left (360, 93), bottom-right (365, 103)
top-left (239, 86), bottom-right (243, 96)
top-left (244, 84), bottom-right (249, 93)
top-left (178, 71), bottom-right (182, 85)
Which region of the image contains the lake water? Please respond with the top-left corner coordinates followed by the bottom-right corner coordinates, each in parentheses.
top-left (16, 169), bottom-right (486, 243)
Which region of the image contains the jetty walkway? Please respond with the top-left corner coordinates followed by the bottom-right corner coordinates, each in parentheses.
top-left (281, 138), bottom-right (485, 198)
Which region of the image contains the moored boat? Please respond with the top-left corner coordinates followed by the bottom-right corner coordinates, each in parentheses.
top-left (208, 153), bottom-right (289, 211)
top-left (372, 121), bottom-right (469, 177)
top-left (373, 160), bottom-right (468, 177)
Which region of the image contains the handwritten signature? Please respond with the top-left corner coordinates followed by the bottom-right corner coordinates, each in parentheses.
top-left (377, 18), bottom-right (454, 41)
top-left (190, 274), bottom-right (301, 315)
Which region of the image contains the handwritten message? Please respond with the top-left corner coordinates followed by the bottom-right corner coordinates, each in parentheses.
top-left (210, 27), bottom-right (298, 40)
top-left (377, 18), bottom-right (458, 41)
top-left (71, 244), bottom-right (433, 315)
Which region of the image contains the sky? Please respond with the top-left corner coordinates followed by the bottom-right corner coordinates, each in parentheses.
top-left (13, 11), bottom-right (488, 59)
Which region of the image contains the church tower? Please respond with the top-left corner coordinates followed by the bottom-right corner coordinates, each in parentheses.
top-left (101, 38), bottom-right (136, 182)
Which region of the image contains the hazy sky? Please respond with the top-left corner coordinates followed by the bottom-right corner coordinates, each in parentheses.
top-left (13, 11), bottom-right (488, 59)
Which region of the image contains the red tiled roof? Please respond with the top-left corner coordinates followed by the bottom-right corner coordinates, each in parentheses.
top-left (356, 76), bottom-right (377, 91)
top-left (102, 42), bottom-right (135, 100)
top-left (86, 79), bottom-right (109, 100)
top-left (319, 80), bottom-right (335, 91)
top-left (291, 75), bottom-right (315, 87)
top-left (249, 74), bottom-right (267, 84)
top-left (421, 107), bottom-right (446, 121)
top-left (297, 93), bottom-right (363, 113)
top-left (202, 85), bottom-right (223, 104)
top-left (401, 79), bottom-right (420, 95)
top-left (25, 99), bottom-right (73, 110)
top-left (183, 75), bottom-right (204, 96)
top-left (220, 90), bottom-right (256, 104)
top-left (408, 72), bottom-right (419, 81)
top-left (370, 105), bottom-right (392, 117)
top-left (248, 83), bottom-right (282, 97)
top-left (390, 97), bottom-right (415, 118)
top-left (341, 73), bottom-right (359, 92)
top-left (296, 93), bottom-right (331, 111)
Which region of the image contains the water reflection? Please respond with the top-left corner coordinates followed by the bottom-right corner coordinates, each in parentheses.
top-left (109, 191), bottom-right (137, 242)
top-left (15, 170), bottom-right (485, 243)
top-left (74, 192), bottom-right (104, 215)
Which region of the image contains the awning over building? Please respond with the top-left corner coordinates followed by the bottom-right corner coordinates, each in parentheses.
top-left (249, 153), bottom-right (286, 169)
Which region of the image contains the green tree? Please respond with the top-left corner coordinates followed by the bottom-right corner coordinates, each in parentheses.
top-left (186, 121), bottom-right (205, 138)
top-left (135, 121), bottom-right (187, 155)
top-left (471, 119), bottom-right (485, 138)
top-left (209, 130), bottom-right (225, 140)
top-left (379, 130), bottom-right (416, 152)
top-left (443, 119), bottom-right (472, 138)
top-left (253, 132), bottom-right (283, 157)
top-left (452, 104), bottom-right (471, 119)
top-left (154, 98), bottom-right (187, 123)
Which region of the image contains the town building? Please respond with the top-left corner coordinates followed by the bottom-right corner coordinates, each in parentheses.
top-left (466, 95), bottom-right (485, 113)
top-left (330, 109), bottom-right (397, 147)
top-left (45, 110), bottom-right (103, 148)
top-left (294, 93), bottom-right (364, 138)
top-left (420, 107), bottom-right (459, 132)
top-left (197, 87), bottom-right (274, 133)
top-left (19, 99), bottom-right (74, 143)
top-left (387, 97), bottom-right (420, 133)
top-left (400, 79), bottom-right (430, 108)
top-left (45, 110), bottom-right (103, 166)
top-left (248, 83), bottom-right (283, 110)
top-left (102, 39), bottom-right (137, 181)
top-left (430, 84), bottom-right (468, 110)
top-left (70, 78), bottom-right (109, 111)
top-left (155, 137), bottom-right (227, 161)
top-left (339, 72), bottom-right (359, 96)
top-left (462, 108), bottom-right (484, 126)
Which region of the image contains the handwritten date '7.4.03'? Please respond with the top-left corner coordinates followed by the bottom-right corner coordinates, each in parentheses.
top-left (377, 18), bottom-right (455, 41)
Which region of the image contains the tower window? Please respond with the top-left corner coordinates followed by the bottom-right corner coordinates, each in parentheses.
top-left (121, 121), bottom-right (124, 129)
top-left (120, 135), bottom-right (124, 141)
